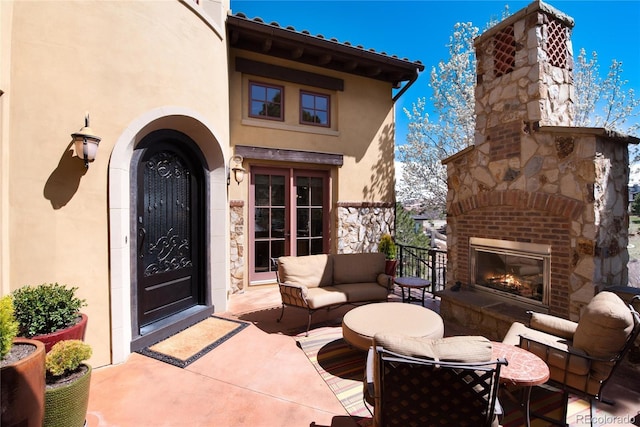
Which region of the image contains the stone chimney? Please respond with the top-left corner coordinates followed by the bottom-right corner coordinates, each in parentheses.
top-left (474, 1), bottom-right (575, 158)
top-left (440, 1), bottom-right (639, 335)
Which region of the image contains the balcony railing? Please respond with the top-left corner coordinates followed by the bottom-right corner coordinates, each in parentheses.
top-left (396, 244), bottom-right (447, 293)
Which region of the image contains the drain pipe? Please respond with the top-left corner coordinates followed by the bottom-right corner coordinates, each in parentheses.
top-left (392, 70), bottom-right (420, 103)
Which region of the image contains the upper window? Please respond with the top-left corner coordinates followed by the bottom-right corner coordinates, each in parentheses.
top-left (249, 82), bottom-right (283, 121)
top-left (300, 91), bottom-right (330, 127)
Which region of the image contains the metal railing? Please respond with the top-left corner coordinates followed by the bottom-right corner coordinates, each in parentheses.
top-left (396, 244), bottom-right (447, 293)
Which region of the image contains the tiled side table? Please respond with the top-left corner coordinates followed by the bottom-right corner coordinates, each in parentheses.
top-left (492, 341), bottom-right (550, 427)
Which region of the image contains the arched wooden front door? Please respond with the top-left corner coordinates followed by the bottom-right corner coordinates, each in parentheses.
top-left (133, 130), bottom-right (206, 331)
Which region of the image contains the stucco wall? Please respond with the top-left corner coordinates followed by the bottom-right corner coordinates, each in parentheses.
top-left (228, 50), bottom-right (396, 267)
top-left (228, 50), bottom-right (396, 204)
top-left (1, 0), bottom-right (230, 366)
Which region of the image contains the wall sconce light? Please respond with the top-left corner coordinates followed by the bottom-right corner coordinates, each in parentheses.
top-left (228, 154), bottom-right (246, 185)
top-left (71, 113), bottom-right (101, 169)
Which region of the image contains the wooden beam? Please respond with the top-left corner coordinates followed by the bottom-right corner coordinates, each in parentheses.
top-left (291, 47), bottom-right (304, 59)
top-left (235, 57), bottom-right (344, 91)
top-left (235, 145), bottom-right (343, 166)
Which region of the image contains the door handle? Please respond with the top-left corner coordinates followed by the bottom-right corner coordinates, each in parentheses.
top-left (138, 227), bottom-right (146, 257)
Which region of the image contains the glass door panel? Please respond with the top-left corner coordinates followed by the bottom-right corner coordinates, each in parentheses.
top-left (252, 173), bottom-right (287, 276)
top-left (295, 176), bottom-right (324, 257)
top-left (250, 168), bottom-right (328, 283)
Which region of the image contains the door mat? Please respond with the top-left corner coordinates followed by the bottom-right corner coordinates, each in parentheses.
top-left (136, 316), bottom-right (249, 368)
top-left (297, 328), bottom-right (620, 427)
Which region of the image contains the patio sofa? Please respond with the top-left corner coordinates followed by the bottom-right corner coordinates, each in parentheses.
top-left (274, 253), bottom-right (393, 335)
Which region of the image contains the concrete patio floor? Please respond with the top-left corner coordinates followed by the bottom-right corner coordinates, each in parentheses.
top-left (86, 286), bottom-right (640, 427)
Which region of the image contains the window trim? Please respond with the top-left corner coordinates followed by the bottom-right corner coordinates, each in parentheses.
top-left (248, 81), bottom-right (284, 121)
top-left (299, 90), bottom-right (331, 128)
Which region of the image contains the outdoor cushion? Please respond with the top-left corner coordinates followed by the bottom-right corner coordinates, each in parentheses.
top-left (278, 254), bottom-right (333, 288)
top-left (504, 322), bottom-right (590, 375)
top-left (529, 312), bottom-right (578, 340)
top-left (374, 333), bottom-right (493, 363)
top-left (333, 282), bottom-right (388, 302)
top-left (304, 286), bottom-right (348, 309)
top-left (573, 291), bottom-right (633, 359)
top-left (332, 252), bottom-right (385, 284)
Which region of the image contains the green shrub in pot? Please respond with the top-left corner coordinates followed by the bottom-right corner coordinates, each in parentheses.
top-left (378, 233), bottom-right (397, 260)
top-left (44, 340), bottom-right (92, 427)
top-left (0, 295), bottom-right (19, 359)
top-left (12, 283), bottom-right (86, 337)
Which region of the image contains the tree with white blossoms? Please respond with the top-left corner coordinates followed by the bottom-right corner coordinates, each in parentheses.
top-left (574, 48), bottom-right (640, 136)
top-left (397, 22), bottom-right (478, 211)
top-left (399, 23), bottom-right (640, 213)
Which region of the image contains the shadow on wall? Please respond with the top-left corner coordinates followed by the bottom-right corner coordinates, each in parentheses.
top-left (43, 142), bottom-right (88, 209)
top-left (362, 122), bottom-right (395, 202)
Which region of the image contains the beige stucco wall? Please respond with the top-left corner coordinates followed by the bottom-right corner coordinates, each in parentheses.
top-left (229, 50), bottom-right (396, 203)
top-left (228, 50), bottom-right (396, 264)
top-left (1, 0), bottom-right (230, 366)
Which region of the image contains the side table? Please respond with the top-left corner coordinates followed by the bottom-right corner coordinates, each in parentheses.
top-left (393, 277), bottom-right (431, 306)
top-left (492, 341), bottom-right (550, 427)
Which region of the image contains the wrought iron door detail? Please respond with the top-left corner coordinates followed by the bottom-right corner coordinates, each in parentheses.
top-left (141, 151), bottom-right (192, 277)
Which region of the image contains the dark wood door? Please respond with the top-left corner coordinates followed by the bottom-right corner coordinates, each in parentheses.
top-left (135, 130), bottom-right (204, 328)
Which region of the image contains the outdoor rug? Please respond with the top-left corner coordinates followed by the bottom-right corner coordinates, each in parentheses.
top-left (297, 328), bottom-right (373, 419)
top-left (137, 316), bottom-right (249, 368)
top-left (297, 328), bottom-right (619, 427)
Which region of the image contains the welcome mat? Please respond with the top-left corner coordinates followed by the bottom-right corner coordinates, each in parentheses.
top-left (297, 328), bottom-right (619, 426)
top-left (137, 316), bottom-right (249, 368)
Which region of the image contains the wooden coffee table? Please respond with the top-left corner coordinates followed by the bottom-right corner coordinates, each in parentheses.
top-left (394, 276), bottom-right (431, 305)
top-left (492, 342), bottom-right (550, 427)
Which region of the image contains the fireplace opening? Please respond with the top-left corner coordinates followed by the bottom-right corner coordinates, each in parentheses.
top-left (470, 237), bottom-right (550, 308)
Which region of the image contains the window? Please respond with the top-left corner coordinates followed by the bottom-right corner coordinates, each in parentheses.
top-left (249, 82), bottom-right (283, 121)
top-left (300, 91), bottom-right (330, 127)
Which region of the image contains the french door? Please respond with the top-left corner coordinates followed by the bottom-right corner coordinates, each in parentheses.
top-left (250, 167), bottom-right (329, 283)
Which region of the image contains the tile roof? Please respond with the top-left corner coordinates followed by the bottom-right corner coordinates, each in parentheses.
top-left (227, 12), bottom-right (424, 87)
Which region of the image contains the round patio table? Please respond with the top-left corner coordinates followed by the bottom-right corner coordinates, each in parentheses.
top-left (394, 276), bottom-right (431, 306)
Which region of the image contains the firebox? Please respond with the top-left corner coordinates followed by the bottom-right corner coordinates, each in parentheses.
top-left (470, 237), bottom-right (551, 308)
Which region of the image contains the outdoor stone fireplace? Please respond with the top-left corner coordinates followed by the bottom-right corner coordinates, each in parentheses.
top-left (438, 1), bottom-right (639, 340)
top-left (470, 237), bottom-right (550, 307)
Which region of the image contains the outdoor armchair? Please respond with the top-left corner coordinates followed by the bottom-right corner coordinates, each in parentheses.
top-left (364, 334), bottom-right (507, 427)
top-left (502, 292), bottom-right (640, 426)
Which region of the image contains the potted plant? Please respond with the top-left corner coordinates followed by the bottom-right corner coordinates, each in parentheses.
top-left (1, 294), bottom-right (46, 427)
top-left (12, 283), bottom-right (87, 352)
top-left (378, 233), bottom-right (398, 277)
top-left (44, 339), bottom-right (92, 427)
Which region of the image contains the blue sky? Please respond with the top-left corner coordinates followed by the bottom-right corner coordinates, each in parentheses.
top-left (230, 0), bottom-right (640, 144)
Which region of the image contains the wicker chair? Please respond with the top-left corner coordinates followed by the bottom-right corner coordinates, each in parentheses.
top-left (503, 293), bottom-right (640, 426)
top-left (364, 334), bottom-right (507, 427)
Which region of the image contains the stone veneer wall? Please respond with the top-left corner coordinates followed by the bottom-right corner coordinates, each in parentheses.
top-left (229, 200), bottom-right (394, 291)
top-left (445, 129), bottom-right (630, 320)
top-left (474, 1), bottom-right (575, 133)
top-left (230, 200), bottom-right (244, 293)
top-left (336, 202), bottom-right (394, 254)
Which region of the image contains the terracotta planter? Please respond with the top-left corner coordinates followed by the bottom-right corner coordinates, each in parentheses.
top-left (32, 313), bottom-right (88, 353)
top-left (0, 338), bottom-right (46, 427)
top-left (44, 364), bottom-right (92, 427)
top-left (385, 260), bottom-right (398, 277)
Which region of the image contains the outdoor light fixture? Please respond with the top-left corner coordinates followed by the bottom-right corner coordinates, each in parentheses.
top-left (71, 113), bottom-right (101, 169)
top-left (228, 154), bottom-right (246, 185)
